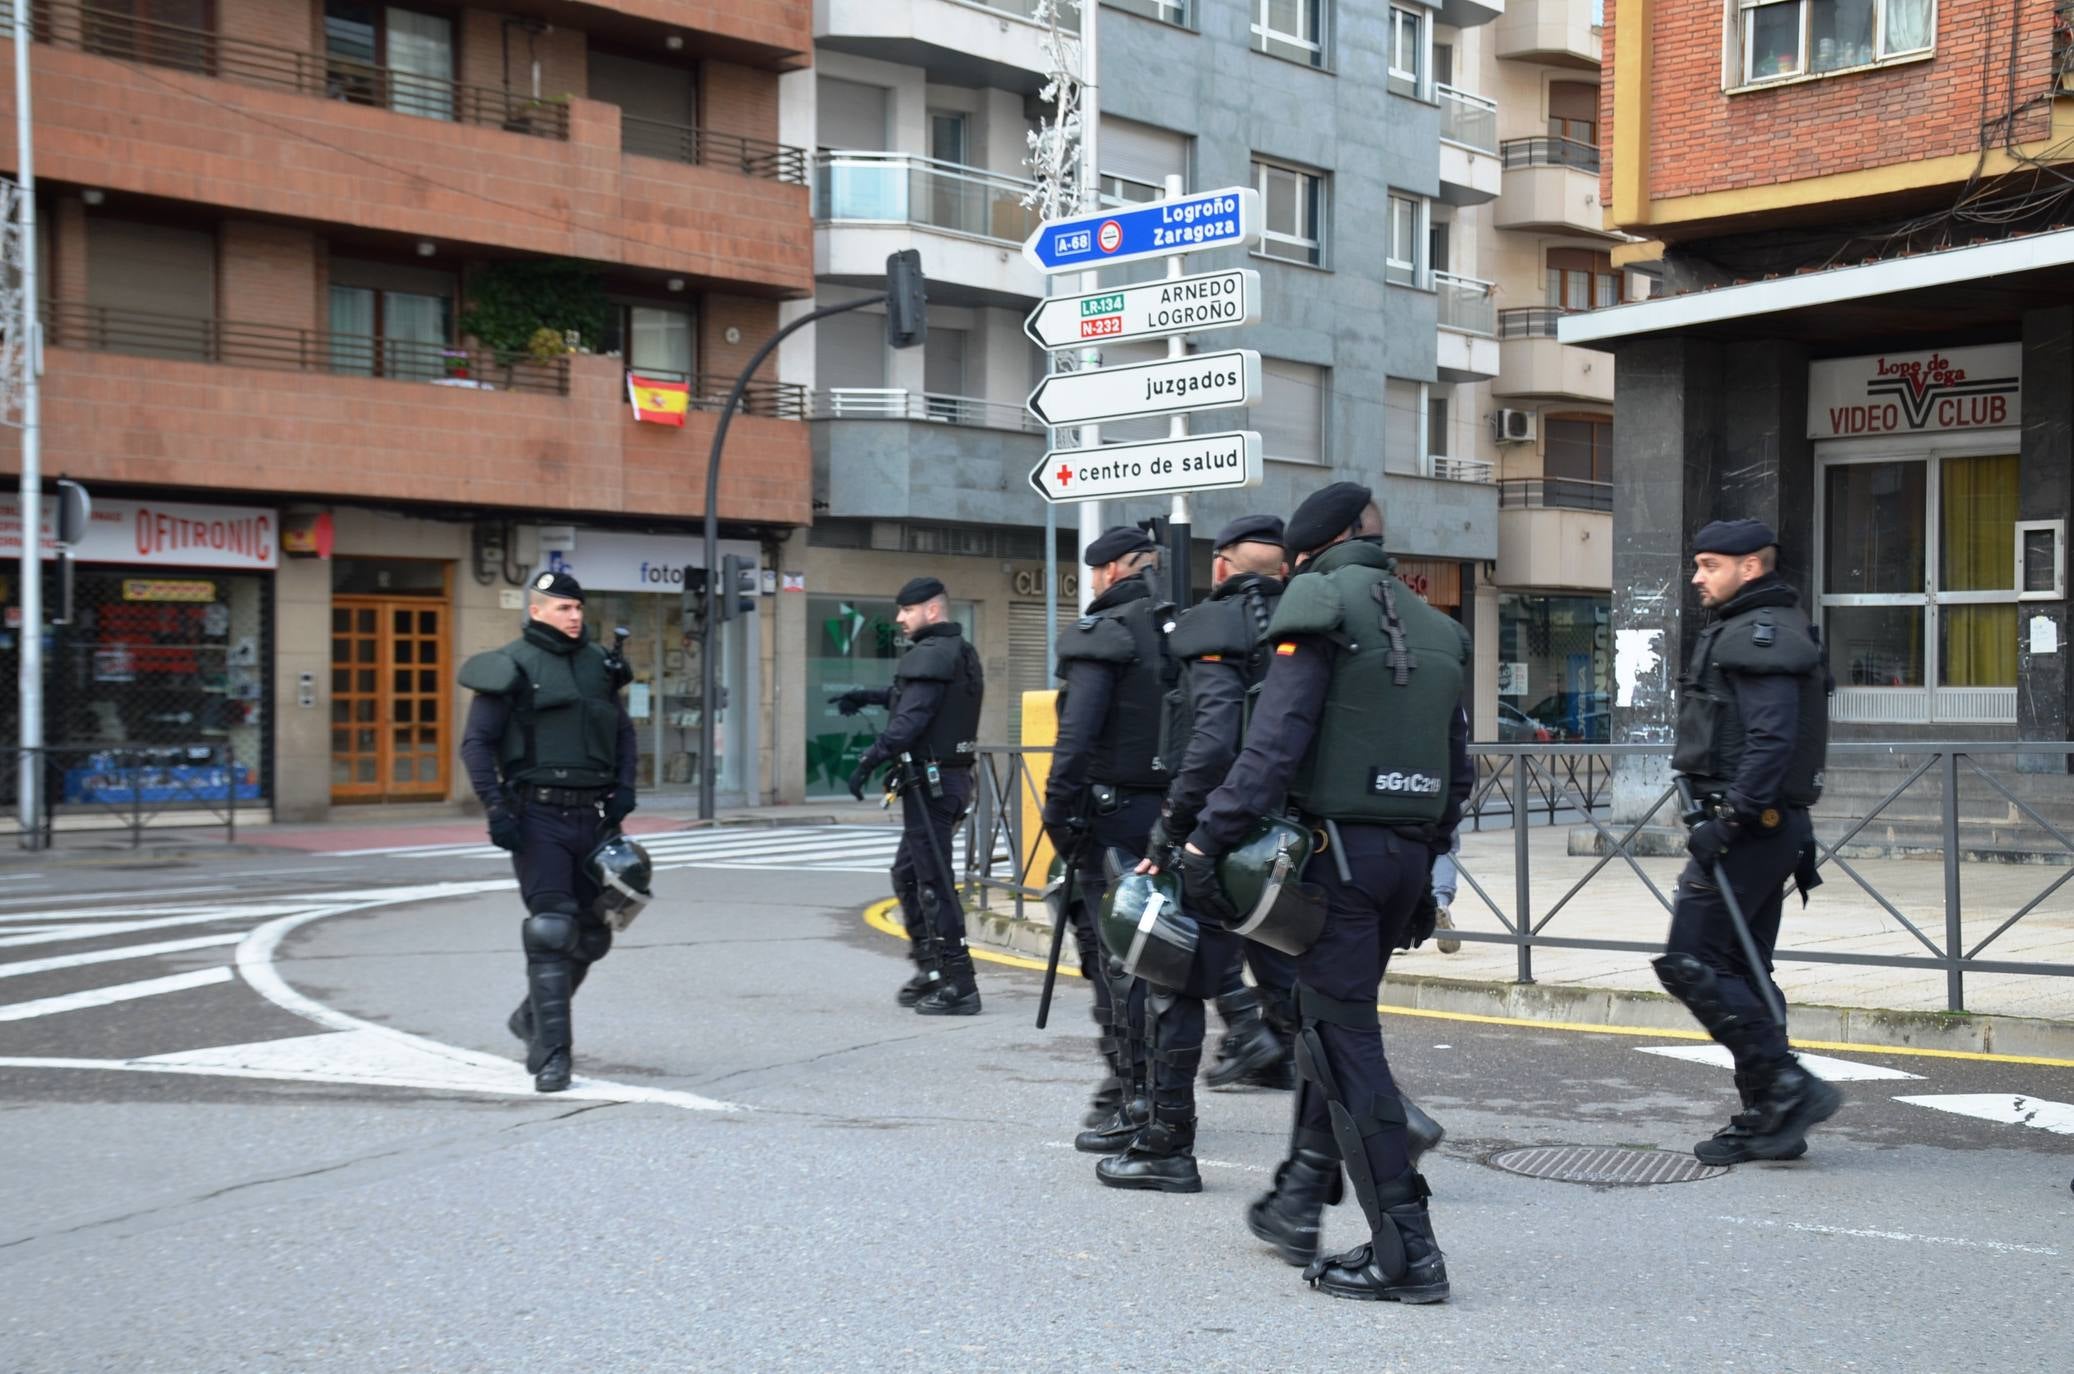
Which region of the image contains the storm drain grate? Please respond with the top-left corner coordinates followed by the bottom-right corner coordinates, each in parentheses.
top-left (1487, 1145), bottom-right (1728, 1186)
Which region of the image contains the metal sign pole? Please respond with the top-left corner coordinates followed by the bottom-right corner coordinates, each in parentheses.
top-left (12, 10), bottom-right (44, 849)
top-left (1074, 0), bottom-right (1100, 608)
top-left (1161, 173), bottom-right (1190, 607)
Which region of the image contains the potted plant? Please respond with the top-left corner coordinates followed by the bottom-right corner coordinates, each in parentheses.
top-left (441, 348), bottom-right (472, 380)
top-left (458, 260), bottom-right (607, 390)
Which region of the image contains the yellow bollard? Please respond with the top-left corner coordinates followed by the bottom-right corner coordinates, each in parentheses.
top-left (1018, 689), bottom-right (1059, 886)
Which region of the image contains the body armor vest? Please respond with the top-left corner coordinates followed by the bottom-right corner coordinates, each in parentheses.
top-left (1671, 583), bottom-right (1830, 807)
top-left (1270, 542), bottom-right (1468, 825)
top-left (892, 626), bottom-right (984, 766)
top-left (1056, 579), bottom-right (1172, 789)
top-left (1163, 575), bottom-right (1283, 763)
top-left (461, 629), bottom-right (622, 788)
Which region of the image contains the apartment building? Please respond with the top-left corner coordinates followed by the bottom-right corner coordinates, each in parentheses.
top-left (781, 0), bottom-right (1504, 800)
top-left (0, 1), bottom-right (815, 819)
top-left (1569, 0), bottom-right (2072, 771)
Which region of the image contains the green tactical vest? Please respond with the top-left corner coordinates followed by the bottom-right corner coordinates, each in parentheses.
top-left (1270, 541), bottom-right (1469, 825)
top-left (458, 628), bottom-right (621, 788)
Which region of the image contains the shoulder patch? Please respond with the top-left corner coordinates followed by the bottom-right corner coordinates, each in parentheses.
top-left (1275, 641), bottom-right (1299, 656)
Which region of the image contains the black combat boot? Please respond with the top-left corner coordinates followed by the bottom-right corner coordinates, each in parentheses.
top-left (1084, 1075), bottom-right (1126, 1128)
top-left (533, 1049), bottom-right (572, 1094)
top-left (1205, 989), bottom-right (1288, 1089)
top-left (1405, 1097), bottom-right (1446, 1164)
top-left (506, 963), bottom-right (591, 1044)
top-left (1741, 1058), bottom-right (1841, 1160)
top-left (898, 962), bottom-right (945, 1008)
top-left (1075, 1093), bottom-right (1150, 1152)
top-left (1095, 1111), bottom-right (1202, 1193)
top-left (525, 959), bottom-right (576, 1093)
top-left (915, 949), bottom-right (981, 1016)
top-left (1247, 1147), bottom-right (1344, 1267)
top-left (1694, 1070), bottom-right (1808, 1165)
top-left (1304, 1169), bottom-right (1449, 1304)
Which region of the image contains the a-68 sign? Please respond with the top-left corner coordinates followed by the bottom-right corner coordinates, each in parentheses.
top-left (1023, 269), bottom-right (1262, 350)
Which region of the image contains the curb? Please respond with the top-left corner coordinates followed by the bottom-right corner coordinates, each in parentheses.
top-left (957, 903), bottom-right (2074, 1066)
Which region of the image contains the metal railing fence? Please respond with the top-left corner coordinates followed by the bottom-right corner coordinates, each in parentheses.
top-left (621, 115), bottom-right (807, 185)
top-left (11, 744), bottom-right (244, 847)
top-left (1436, 83), bottom-right (1499, 153)
top-left (954, 741), bottom-right (2074, 1013)
top-left (1501, 136), bottom-right (1601, 172)
top-left (1498, 306), bottom-right (1573, 339)
top-left (626, 367), bottom-right (808, 419)
top-left (1498, 477), bottom-right (1615, 511)
top-left (1432, 270), bottom-right (1497, 336)
top-left (811, 387), bottom-right (1046, 432)
top-left (813, 152), bottom-right (1043, 244)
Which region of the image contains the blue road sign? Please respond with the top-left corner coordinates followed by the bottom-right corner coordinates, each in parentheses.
top-left (1023, 187), bottom-right (1262, 274)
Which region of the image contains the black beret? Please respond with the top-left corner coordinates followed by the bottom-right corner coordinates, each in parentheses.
top-left (896, 576), bottom-right (946, 606)
top-left (1213, 513), bottom-right (1285, 552)
top-left (1693, 519), bottom-right (1779, 557)
top-left (1083, 526), bottom-right (1158, 567)
top-left (529, 569), bottom-right (585, 602)
top-left (1285, 482), bottom-right (1373, 554)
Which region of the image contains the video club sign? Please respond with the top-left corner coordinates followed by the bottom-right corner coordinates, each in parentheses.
top-left (1808, 344), bottom-right (2020, 439)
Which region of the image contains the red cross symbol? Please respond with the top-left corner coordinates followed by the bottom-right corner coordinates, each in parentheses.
top-left (1055, 464), bottom-right (1073, 487)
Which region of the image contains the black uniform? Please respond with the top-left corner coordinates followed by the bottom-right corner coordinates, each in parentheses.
top-left (852, 619), bottom-right (985, 1015)
top-left (458, 583), bottom-right (638, 1094)
top-left (1188, 518), bottom-right (1470, 1305)
top-left (1042, 566), bottom-right (1174, 1148)
top-left (1661, 535), bottom-right (1837, 1164)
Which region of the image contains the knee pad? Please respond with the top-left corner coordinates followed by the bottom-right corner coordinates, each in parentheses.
top-left (576, 921), bottom-right (613, 964)
top-left (1652, 952), bottom-right (1714, 1001)
top-left (522, 906), bottom-right (581, 957)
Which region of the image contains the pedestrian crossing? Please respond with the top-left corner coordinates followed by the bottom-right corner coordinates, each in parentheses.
top-left (324, 824), bottom-right (1011, 875)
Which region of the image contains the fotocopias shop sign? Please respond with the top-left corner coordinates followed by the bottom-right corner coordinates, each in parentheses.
top-left (0, 496), bottom-right (278, 570)
top-left (1808, 344), bottom-right (2020, 439)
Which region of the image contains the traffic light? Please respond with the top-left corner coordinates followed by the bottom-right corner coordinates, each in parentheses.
top-left (680, 565), bottom-right (708, 631)
top-left (718, 554), bottom-right (757, 622)
top-left (885, 249), bottom-right (927, 350)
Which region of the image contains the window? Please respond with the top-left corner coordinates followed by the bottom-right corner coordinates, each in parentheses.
top-left (1547, 81), bottom-right (1599, 147)
top-left (329, 285), bottom-right (452, 381)
top-left (1255, 159), bottom-right (1325, 266)
top-left (1387, 193), bottom-right (1424, 286)
top-left (1254, 0), bottom-right (1326, 68)
top-left (1428, 394), bottom-right (1449, 457)
top-left (324, 3), bottom-right (455, 121)
top-left (928, 111), bottom-right (969, 166)
top-left (1544, 415), bottom-right (1613, 483)
top-left (1100, 174), bottom-right (1162, 205)
top-left (1734, 0), bottom-right (1935, 86)
top-left (1105, 0), bottom-right (1192, 23)
top-left (1429, 216), bottom-right (1451, 275)
top-left (1546, 248), bottom-right (1620, 311)
top-left (1251, 358), bottom-right (1327, 463)
top-left (1388, 7), bottom-right (1423, 96)
top-left (1383, 377), bottom-right (1421, 474)
top-left (1103, 117), bottom-right (1188, 205)
top-left (603, 304), bottom-right (694, 378)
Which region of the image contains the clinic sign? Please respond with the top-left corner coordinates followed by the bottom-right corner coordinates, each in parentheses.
top-left (1808, 344), bottom-right (2021, 438)
top-left (0, 496), bottom-right (278, 569)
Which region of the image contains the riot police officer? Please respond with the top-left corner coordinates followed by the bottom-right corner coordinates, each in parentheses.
top-left (1041, 525), bottom-right (1171, 1153)
top-left (1090, 513), bottom-right (1292, 1192)
top-left (1179, 483), bottom-right (1471, 1305)
top-left (836, 577), bottom-right (986, 1015)
top-left (1661, 519), bottom-right (1838, 1164)
top-left (458, 570), bottom-right (638, 1094)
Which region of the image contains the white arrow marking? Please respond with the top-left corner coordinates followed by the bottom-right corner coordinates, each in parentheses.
top-left (1894, 1093), bottom-right (2074, 1135)
top-left (1637, 1044), bottom-right (1922, 1081)
top-left (0, 931), bottom-right (244, 979)
top-left (0, 967), bottom-right (233, 1021)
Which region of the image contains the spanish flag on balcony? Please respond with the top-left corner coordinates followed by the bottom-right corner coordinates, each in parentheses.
top-left (627, 371), bottom-right (690, 427)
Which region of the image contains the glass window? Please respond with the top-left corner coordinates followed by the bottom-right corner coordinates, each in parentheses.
top-left (1388, 7), bottom-right (1422, 94)
top-left (1938, 454), bottom-right (2017, 592)
top-left (1548, 80), bottom-right (1599, 146)
top-left (324, 4), bottom-right (453, 121)
top-left (627, 306), bottom-right (694, 378)
top-left (1099, 173), bottom-right (1162, 205)
top-left (1546, 248), bottom-right (1618, 310)
top-left (1823, 461), bottom-right (1927, 594)
top-left (804, 595), bottom-right (977, 796)
top-left (1254, 159), bottom-right (1324, 266)
top-left (1735, 0), bottom-right (1933, 84)
top-left (1428, 394), bottom-right (1449, 457)
top-left (1496, 593), bottom-right (1612, 741)
top-left (1386, 193), bottom-right (1420, 286)
top-left (1254, 0), bottom-right (1325, 68)
top-left (1544, 415), bottom-right (1612, 483)
top-left (1250, 358), bottom-right (1326, 463)
top-left (1825, 605), bottom-right (1924, 687)
top-left (1742, 0), bottom-right (1806, 80)
top-left (1105, 0), bottom-right (1192, 23)
top-left (328, 283), bottom-right (452, 381)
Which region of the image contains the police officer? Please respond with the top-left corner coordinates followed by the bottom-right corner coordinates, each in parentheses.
top-left (458, 570), bottom-right (637, 1094)
top-left (1041, 525), bottom-right (1171, 1153)
top-left (1178, 483), bottom-right (1470, 1305)
top-left (833, 577), bottom-right (986, 1015)
top-left (1662, 519), bottom-right (1838, 1164)
top-left (1090, 514), bottom-right (1292, 1193)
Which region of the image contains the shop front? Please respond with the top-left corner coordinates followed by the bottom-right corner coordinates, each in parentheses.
top-left (804, 591), bottom-right (977, 798)
top-left (1495, 592), bottom-right (1611, 741)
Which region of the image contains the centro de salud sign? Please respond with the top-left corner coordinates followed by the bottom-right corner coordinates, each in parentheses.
top-left (1808, 344), bottom-right (2021, 439)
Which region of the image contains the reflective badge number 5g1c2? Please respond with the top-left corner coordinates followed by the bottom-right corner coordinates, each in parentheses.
top-left (1368, 768), bottom-right (1443, 796)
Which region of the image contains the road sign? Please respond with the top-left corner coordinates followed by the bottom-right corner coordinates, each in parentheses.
top-left (1024, 348), bottom-right (1260, 428)
top-left (1023, 269), bottom-right (1261, 350)
top-left (1029, 431), bottom-right (1263, 504)
top-left (1023, 187), bottom-right (1261, 274)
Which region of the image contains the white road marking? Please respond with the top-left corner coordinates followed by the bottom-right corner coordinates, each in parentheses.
top-left (1894, 1093), bottom-right (2074, 1135)
top-left (1716, 1214), bottom-right (2059, 1256)
top-left (0, 873), bottom-right (43, 882)
top-left (0, 909), bottom-right (307, 948)
top-left (0, 967), bottom-right (233, 1021)
top-left (0, 932), bottom-right (244, 979)
top-left (1637, 1044), bottom-right (1922, 1081)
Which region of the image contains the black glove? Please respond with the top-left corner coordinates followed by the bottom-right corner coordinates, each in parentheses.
top-left (1144, 813), bottom-right (1190, 871)
top-left (1401, 885), bottom-right (1439, 951)
top-left (1686, 814), bottom-right (1739, 867)
top-left (487, 808), bottom-right (523, 853)
top-left (831, 689), bottom-right (868, 718)
top-left (847, 760), bottom-right (875, 802)
top-left (1044, 819), bottom-right (1086, 865)
top-left (1175, 846), bottom-right (1238, 927)
top-left (603, 784), bottom-right (637, 826)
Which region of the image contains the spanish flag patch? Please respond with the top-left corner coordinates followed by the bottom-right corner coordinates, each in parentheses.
top-left (1275, 641), bottom-right (1299, 656)
top-left (1199, 653), bottom-right (1222, 662)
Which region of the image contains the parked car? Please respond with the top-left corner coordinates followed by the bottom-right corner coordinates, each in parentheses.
top-left (1497, 703), bottom-right (1553, 743)
top-left (1526, 692), bottom-right (1611, 742)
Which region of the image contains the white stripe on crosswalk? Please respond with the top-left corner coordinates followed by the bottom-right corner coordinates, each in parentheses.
top-left (1637, 1044), bottom-right (1923, 1081)
top-left (0, 908), bottom-right (310, 949)
top-left (0, 966), bottom-right (234, 1021)
top-left (1894, 1094), bottom-right (2074, 1135)
top-left (317, 825), bottom-right (1006, 873)
top-left (0, 932), bottom-right (245, 979)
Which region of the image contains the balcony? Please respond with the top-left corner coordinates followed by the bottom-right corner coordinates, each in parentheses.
top-left (0, 12), bottom-right (813, 296)
top-left (1432, 0), bottom-right (1505, 29)
top-left (813, 153), bottom-right (1047, 303)
top-left (813, 388), bottom-right (1046, 524)
top-left (1495, 138), bottom-right (1613, 236)
top-left (1496, 480), bottom-right (1613, 590)
top-left (1495, 0), bottom-right (1604, 69)
top-left (1436, 86), bottom-right (1502, 206)
top-left (28, 307), bottom-right (810, 524)
top-left (1426, 455), bottom-right (1496, 482)
top-left (1496, 308), bottom-right (1615, 402)
top-left (816, 0), bottom-right (1077, 92)
top-left (812, 388), bottom-right (1042, 432)
top-left (1433, 272), bottom-right (1501, 383)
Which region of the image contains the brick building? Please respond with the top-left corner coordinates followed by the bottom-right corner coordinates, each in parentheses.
top-left (0, 1), bottom-right (814, 819)
top-left (1564, 0), bottom-right (2072, 808)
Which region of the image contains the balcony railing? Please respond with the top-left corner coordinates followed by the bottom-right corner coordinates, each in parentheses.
top-left (1428, 455), bottom-right (1496, 483)
top-left (1498, 306), bottom-right (1573, 339)
top-left (626, 368), bottom-right (807, 419)
top-left (812, 387), bottom-right (1043, 432)
top-left (622, 115), bottom-right (807, 185)
top-left (45, 302), bottom-right (570, 396)
top-left (1499, 477), bottom-right (1615, 512)
top-left (1501, 137), bottom-right (1601, 173)
top-left (1433, 271), bottom-right (1497, 336)
top-left (813, 153), bottom-right (1043, 245)
top-left (968, 0), bottom-right (1082, 18)
top-left (1436, 84), bottom-right (1499, 154)
top-left (20, 0), bottom-right (569, 140)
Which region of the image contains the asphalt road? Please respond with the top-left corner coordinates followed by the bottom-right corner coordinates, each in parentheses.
top-left (2, 828), bottom-right (2071, 1373)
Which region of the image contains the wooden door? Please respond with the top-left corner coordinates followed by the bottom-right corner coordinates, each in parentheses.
top-left (331, 596), bottom-right (450, 801)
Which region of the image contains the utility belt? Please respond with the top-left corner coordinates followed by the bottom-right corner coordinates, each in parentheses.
top-left (1677, 782), bottom-right (1805, 834)
top-left (1089, 781), bottom-right (1164, 815)
top-left (888, 754), bottom-right (970, 802)
top-left (519, 783), bottom-right (611, 808)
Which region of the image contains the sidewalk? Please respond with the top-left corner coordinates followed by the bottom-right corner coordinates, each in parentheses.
top-left (960, 826), bottom-right (2074, 1060)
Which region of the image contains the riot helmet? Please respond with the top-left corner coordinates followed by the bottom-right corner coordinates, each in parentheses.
top-left (1215, 815), bottom-right (1327, 956)
top-left (1097, 862), bottom-right (1198, 990)
top-left (586, 832), bottom-right (654, 931)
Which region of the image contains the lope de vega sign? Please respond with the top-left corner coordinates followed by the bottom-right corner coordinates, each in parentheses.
top-left (1030, 431), bottom-right (1263, 504)
top-left (1808, 343), bottom-right (2021, 438)
top-left (1024, 269), bottom-right (1262, 350)
top-left (1024, 187), bottom-right (1262, 273)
